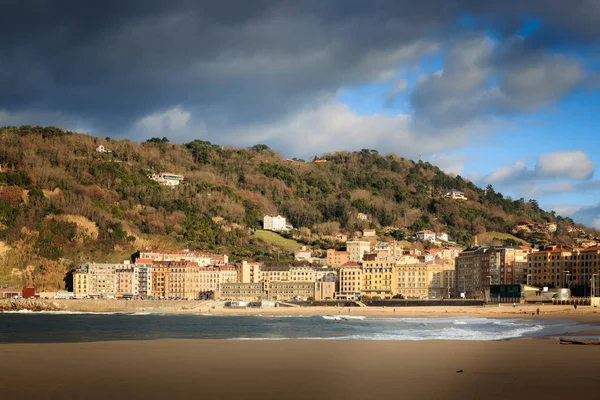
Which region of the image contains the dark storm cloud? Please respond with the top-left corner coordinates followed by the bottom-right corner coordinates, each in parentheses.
top-left (0, 0), bottom-right (598, 138)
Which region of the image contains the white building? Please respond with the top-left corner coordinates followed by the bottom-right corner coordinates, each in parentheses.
top-left (437, 232), bottom-right (449, 242)
top-left (416, 230), bottom-right (436, 242)
top-left (263, 214), bottom-right (290, 231)
top-left (346, 240), bottom-right (371, 262)
top-left (443, 189), bottom-right (467, 200)
top-left (150, 172), bottom-right (184, 187)
top-left (95, 145), bottom-right (106, 153)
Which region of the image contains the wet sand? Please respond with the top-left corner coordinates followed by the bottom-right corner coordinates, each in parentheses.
top-left (1, 339), bottom-right (598, 399)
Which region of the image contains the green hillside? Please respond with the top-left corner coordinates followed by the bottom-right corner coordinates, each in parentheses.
top-left (0, 125), bottom-right (588, 289)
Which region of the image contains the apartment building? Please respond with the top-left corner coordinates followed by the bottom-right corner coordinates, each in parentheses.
top-left (396, 264), bottom-right (428, 299)
top-left (73, 266), bottom-right (89, 298)
top-left (237, 261), bottom-right (262, 283)
top-left (527, 245), bottom-right (600, 290)
top-left (115, 265), bottom-right (136, 297)
top-left (346, 240), bottom-right (371, 262)
top-left (361, 260), bottom-right (397, 299)
top-left (135, 264), bottom-right (153, 298)
top-left (75, 263), bottom-right (117, 298)
top-left (152, 261), bottom-right (170, 299)
top-left (337, 263), bottom-right (362, 300)
top-left (326, 249), bottom-right (349, 267)
top-left (373, 241), bottom-right (402, 257)
top-left (455, 246), bottom-right (530, 298)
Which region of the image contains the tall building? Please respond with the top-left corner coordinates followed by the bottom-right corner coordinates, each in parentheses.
top-left (361, 259), bottom-right (397, 299)
top-left (396, 264), bottom-right (429, 299)
top-left (346, 240), bottom-right (371, 262)
top-left (237, 261), bottom-right (262, 283)
top-left (455, 246), bottom-right (530, 298)
top-left (337, 263), bottom-right (362, 300)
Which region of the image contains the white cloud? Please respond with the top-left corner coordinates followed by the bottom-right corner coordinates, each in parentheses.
top-left (132, 106), bottom-right (207, 142)
top-left (428, 154), bottom-right (465, 176)
top-left (536, 150), bottom-right (595, 180)
top-left (217, 98), bottom-right (480, 159)
top-left (486, 161), bottom-right (528, 183)
top-left (485, 151), bottom-right (596, 186)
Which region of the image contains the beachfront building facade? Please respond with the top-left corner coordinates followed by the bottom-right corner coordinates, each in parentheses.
top-left (346, 240), bottom-right (371, 262)
top-left (217, 283), bottom-right (264, 301)
top-left (337, 263), bottom-right (362, 300)
top-left (396, 263), bottom-right (429, 299)
top-left (264, 281), bottom-right (316, 301)
top-left (361, 260), bottom-right (397, 299)
top-left (455, 246), bottom-right (530, 298)
top-left (527, 245), bottom-right (600, 292)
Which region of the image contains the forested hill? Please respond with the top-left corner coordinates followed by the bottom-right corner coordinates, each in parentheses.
top-left (0, 126), bottom-right (587, 289)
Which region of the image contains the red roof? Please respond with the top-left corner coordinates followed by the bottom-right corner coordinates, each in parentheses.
top-left (340, 262), bottom-right (361, 267)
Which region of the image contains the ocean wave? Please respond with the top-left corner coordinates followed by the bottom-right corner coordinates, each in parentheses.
top-left (322, 315), bottom-right (366, 321)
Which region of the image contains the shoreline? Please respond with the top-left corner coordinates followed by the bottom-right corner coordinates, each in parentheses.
top-left (7, 299), bottom-right (600, 324)
top-left (1, 338), bottom-right (599, 399)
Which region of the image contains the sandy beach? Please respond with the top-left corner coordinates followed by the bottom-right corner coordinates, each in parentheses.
top-left (1, 338), bottom-right (598, 399)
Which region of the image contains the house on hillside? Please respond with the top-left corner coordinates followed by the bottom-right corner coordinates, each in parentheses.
top-left (149, 172), bottom-right (184, 187)
top-left (263, 214), bottom-right (291, 232)
top-left (443, 189), bottom-right (467, 200)
top-left (437, 232), bottom-right (449, 242)
top-left (95, 145), bottom-right (107, 153)
top-left (416, 230), bottom-right (436, 242)
top-left (356, 213), bottom-right (369, 221)
top-left (363, 229), bottom-right (376, 237)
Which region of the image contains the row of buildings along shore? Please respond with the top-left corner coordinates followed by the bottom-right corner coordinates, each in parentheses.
top-left (70, 242), bottom-right (600, 302)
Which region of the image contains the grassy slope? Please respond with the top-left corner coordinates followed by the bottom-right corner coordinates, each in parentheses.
top-left (253, 230), bottom-right (303, 252)
top-left (477, 232), bottom-right (531, 246)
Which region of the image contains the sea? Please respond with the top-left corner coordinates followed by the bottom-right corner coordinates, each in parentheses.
top-left (0, 312), bottom-right (594, 343)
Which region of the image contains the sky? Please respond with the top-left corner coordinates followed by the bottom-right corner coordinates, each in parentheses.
top-left (1, 1), bottom-right (600, 227)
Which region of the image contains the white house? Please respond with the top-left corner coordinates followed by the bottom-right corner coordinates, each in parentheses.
top-left (437, 232), bottom-right (449, 242)
top-left (416, 230), bottom-right (436, 242)
top-left (263, 214), bottom-right (290, 231)
top-left (443, 189), bottom-right (467, 200)
top-left (149, 172), bottom-right (184, 187)
top-left (95, 145), bottom-right (106, 153)
top-left (356, 212), bottom-right (369, 221)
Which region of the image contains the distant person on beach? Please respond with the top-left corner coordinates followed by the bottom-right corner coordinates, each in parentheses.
top-left (536, 308), bottom-right (540, 315)
top-left (574, 304), bottom-right (578, 310)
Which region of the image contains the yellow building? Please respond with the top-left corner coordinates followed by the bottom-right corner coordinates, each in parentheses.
top-left (361, 260), bottom-right (397, 299)
top-left (152, 261), bottom-right (170, 299)
top-left (237, 261), bottom-right (262, 283)
top-left (217, 282), bottom-right (264, 300)
top-left (396, 264), bottom-right (428, 299)
top-left (337, 263), bottom-right (362, 300)
top-left (265, 281), bottom-right (316, 301)
top-left (73, 267), bottom-right (89, 298)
